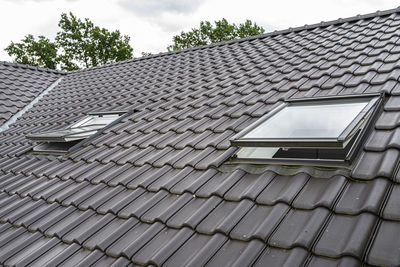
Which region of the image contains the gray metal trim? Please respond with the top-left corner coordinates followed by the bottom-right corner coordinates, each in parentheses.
top-left (287, 92), bottom-right (381, 103)
top-left (227, 157), bottom-right (351, 168)
top-left (345, 94), bottom-right (385, 162)
top-left (0, 76), bottom-right (64, 132)
top-left (337, 96), bottom-right (379, 142)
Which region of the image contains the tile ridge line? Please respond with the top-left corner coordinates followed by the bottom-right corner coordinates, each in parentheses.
top-left (72, 6), bottom-right (400, 73)
top-left (0, 61), bottom-right (66, 75)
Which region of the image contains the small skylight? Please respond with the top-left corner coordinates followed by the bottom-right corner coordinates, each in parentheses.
top-left (26, 111), bottom-right (126, 155)
top-left (230, 94), bottom-right (383, 166)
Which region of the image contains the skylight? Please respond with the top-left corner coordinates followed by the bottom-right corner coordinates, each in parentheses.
top-left (230, 94), bottom-right (383, 166)
top-left (26, 111), bottom-right (126, 155)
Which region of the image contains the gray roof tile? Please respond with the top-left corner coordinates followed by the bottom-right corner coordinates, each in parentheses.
top-left (256, 173), bottom-right (309, 205)
top-left (205, 239), bottom-right (265, 267)
top-left (292, 176), bottom-right (346, 209)
top-left (382, 184), bottom-right (400, 220)
top-left (306, 256), bottom-right (360, 267)
top-left (230, 203), bottom-right (289, 241)
top-left (367, 219), bottom-right (400, 266)
top-left (253, 247), bottom-right (308, 267)
top-left (269, 207), bottom-right (329, 249)
top-left (335, 178), bottom-right (389, 215)
top-left (313, 213), bottom-right (377, 258)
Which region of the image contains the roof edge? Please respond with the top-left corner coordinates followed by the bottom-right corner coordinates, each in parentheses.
top-left (0, 61), bottom-right (66, 75)
top-left (72, 6), bottom-right (400, 73)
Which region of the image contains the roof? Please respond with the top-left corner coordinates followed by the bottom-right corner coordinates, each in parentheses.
top-left (0, 62), bottom-right (63, 128)
top-left (1, 7), bottom-right (400, 266)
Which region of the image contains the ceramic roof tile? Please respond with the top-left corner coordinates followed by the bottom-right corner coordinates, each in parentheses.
top-left (256, 173), bottom-right (309, 205)
top-left (367, 219), bottom-right (400, 266)
top-left (230, 203), bottom-right (289, 241)
top-left (335, 178), bottom-right (389, 215)
top-left (306, 256), bottom-right (360, 267)
top-left (163, 233), bottom-right (227, 267)
top-left (269, 207), bottom-right (330, 249)
top-left (253, 247), bottom-right (308, 267)
top-left (292, 176), bottom-right (346, 209)
top-left (382, 183), bottom-right (400, 220)
top-left (313, 213), bottom-right (377, 259)
top-left (205, 239), bottom-right (265, 267)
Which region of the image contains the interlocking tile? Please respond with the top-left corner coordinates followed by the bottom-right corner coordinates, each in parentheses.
top-left (313, 213), bottom-right (377, 259)
top-left (382, 184), bottom-right (400, 220)
top-left (351, 149), bottom-right (400, 180)
top-left (335, 178), bottom-right (389, 215)
top-left (366, 219), bottom-right (400, 266)
top-left (196, 199), bottom-right (253, 235)
top-left (306, 255), bottom-right (360, 267)
top-left (224, 171), bottom-right (275, 201)
top-left (230, 203), bottom-right (289, 241)
top-left (252, 247), bottom-right (308, 267)
top-left (256, 173), bottom-right (309, 205)
top-left (292, 176), bottom-right (346, 209)
top-left (163, 233), bottom-right (228, 267)
top-left (205, 239), bottom-right (265, 267)
top-left (166, 196), bottom-right (222, 229)
top-left (269, 207), bottom-right (329, 249)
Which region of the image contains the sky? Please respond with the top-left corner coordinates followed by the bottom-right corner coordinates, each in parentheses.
top-left (0, 0), bottom-right (399, 61)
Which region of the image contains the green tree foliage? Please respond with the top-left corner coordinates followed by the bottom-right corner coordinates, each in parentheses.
top-left (168, 18), bottom-right (265, 51)
top-left (5, 35), bottom-right (58, 69)
top-left (56, 13), bottom-right (133, 70)
top-left (5, 12), bottom-right (133, 70)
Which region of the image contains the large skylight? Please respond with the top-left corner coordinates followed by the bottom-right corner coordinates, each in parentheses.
top-left (242, 100), bottom-right (368, 139)
top-left (26, 111), bottom-right (126, 155)
top-left (230, 94), bottom-right (383, 166)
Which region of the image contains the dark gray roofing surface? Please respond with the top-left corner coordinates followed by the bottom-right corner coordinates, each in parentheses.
top-left (1, 7), bottom-right (400, 266)
top-left (0, 62), bottom-right (62, 127)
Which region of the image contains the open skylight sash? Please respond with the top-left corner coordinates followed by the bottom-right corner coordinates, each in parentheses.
top-left (230, 93), bottom-right (384, 167)
top-left (231, 94), bottom-right (380, 149)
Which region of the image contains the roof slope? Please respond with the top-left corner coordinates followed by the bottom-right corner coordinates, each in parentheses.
top-left (0, 62), bottom-right (62, 127)
top-left (1, 7), bottom-right (400, 266)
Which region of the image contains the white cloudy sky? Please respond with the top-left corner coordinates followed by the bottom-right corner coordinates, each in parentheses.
top-left (0, 0), bottom-right (399, 60)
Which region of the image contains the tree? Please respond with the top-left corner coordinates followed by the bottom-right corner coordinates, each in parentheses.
top-left (168, 18), bottom-right (265, 51)
top-left (5, 12), bottom-right (133, 70)
top-left (5, 35), bottom-right (58, 69)
top-left (56, 13), bottom-right (133, 70)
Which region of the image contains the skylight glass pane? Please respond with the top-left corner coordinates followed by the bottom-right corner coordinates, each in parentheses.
top-left (72, 114), bottom-right (120, 128)
top-left (243, 100), bottom-right (369, 139)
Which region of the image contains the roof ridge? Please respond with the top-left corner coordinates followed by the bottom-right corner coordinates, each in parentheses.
top-left (0, 61), bottom-right (65, 75)
top-left (70, 6), bottom-right (400, 73)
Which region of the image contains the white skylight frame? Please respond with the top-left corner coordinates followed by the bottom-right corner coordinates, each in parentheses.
top-left (230, 93), bottom-right (384, 166)
top-left (26, 111), bottom-right (128, 155)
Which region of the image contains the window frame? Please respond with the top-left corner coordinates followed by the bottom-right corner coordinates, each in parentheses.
top-left (27, 111), bottom-right (127, 143)
top-left (230, 93), bottom-right (384, 167)
top-left (26, 110), bottom-right (131, 155)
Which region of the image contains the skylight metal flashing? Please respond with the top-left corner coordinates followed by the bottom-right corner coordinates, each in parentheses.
top-left (230, 93), bottom-right (384, 167)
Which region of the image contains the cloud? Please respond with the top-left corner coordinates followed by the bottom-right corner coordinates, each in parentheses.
top-left (118, 0), bottom-right (204, 16)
